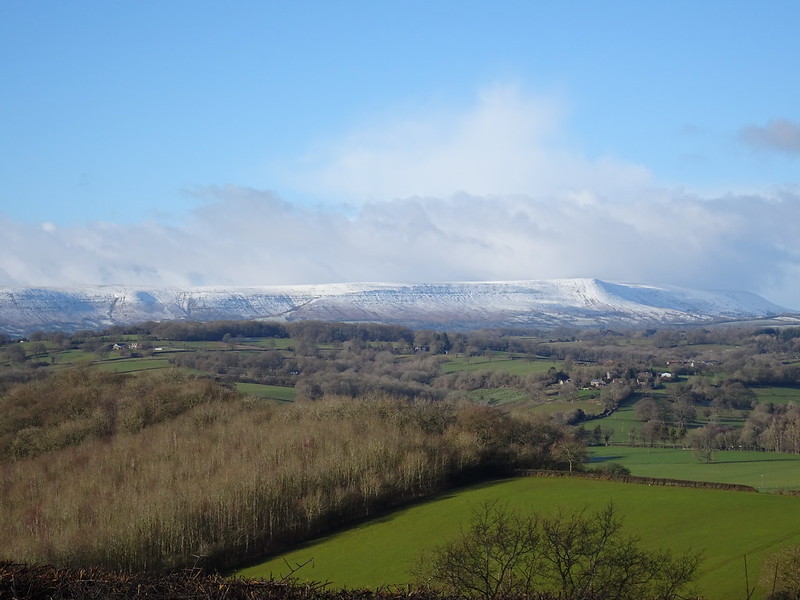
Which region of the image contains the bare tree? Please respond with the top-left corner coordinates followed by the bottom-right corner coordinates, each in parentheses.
top-left (688, 426), bottom-right (716, 463)
top-left (551, 437), bottom-right (587, 472)
top-left (673, 397), bottom-right (697, 429)
top-left (4, 343), bottom-right (26, 363)
top-left (415, 501), bottom-right (541, 600)
top-left (761, 545), bottom-right (800, 599)
top-left (417, 502), bottom-right (701, 600)
top-left (539, 503), bottom-right (700, 600)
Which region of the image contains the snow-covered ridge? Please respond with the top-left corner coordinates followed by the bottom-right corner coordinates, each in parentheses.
top-left (0, 279), bottom-right (788, 335)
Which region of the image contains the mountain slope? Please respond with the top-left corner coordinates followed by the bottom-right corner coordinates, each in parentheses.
top-left (0, 279), bottom-right (788, 335)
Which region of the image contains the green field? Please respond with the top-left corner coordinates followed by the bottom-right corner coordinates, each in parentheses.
top-left (596, 400), bottom-right (646, 442)
top-left (442, 356), bottom-right (561, 375)
top-left (235, 382), bottom-right (296, 402)
top-left (752, 386), bottom-right (800, 406)
top-left (590, 445), bottom-right (800, 492)
top-left (467, 387), bottom-right (528, 404)
top-left (96, 358), bottom-right (172, 373)
top-left (240, 338), bottom-right (295, 350)
top-left (52, 349), bottom-right (96, 365)
top-left (169, 341), bottom-right (230, 350)
top-left (522, 399), bottom-right (604, 418)
top-left (595, 393), bottom-right (747, 443)
top-left (234, 477), bottom-right (800, 600)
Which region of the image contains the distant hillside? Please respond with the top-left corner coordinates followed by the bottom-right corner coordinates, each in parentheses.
top-left (0, 278), bottom-right (789, 335)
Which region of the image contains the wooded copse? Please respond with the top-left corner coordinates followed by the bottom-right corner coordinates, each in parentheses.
top-left (619, 376), bottom-right (800, 454)
top-left (0, 370), bottom-right (575, 572)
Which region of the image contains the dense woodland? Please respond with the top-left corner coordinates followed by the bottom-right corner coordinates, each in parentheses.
top-left (0, 369), bottom-right (574, 572)
top-left (1, 319), bottom-right (800, 574)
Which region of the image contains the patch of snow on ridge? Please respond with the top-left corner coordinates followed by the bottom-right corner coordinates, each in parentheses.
top-left (594, 281), bottom-right (787, 317)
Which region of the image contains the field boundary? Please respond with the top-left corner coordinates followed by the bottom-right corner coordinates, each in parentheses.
top-left (515, 469), bottom-right (758, 492)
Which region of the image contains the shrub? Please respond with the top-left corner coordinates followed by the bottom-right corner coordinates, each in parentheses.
top-left (761, 545), bottom-right (800, 599)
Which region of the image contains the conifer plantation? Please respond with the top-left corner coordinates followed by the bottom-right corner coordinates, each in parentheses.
top-left (0, 367), bottom-right (572, 572)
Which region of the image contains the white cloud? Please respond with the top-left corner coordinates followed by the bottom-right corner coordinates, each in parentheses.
top-left (1, 187), bottom-right (799, 309)
top-left (288, 85), bottom-right (652, 202)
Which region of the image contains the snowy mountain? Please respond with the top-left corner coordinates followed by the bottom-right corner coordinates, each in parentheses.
top-left (0, 279), bottom-right (789, 335)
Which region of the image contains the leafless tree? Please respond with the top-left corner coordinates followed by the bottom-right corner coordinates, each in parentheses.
top-left (415, 501), bottom-right (542, 600)
top-left (417, 502), bottom-right (701, 600)
top-left (761, 545), bottom-right (800, 599)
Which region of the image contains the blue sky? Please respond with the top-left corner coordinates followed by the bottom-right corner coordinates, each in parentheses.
top-left (1, 1), bottom-right (799, 307)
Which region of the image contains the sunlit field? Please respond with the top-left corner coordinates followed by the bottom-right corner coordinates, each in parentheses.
top-left (590, 445), bottom-right (800, 492)
top-left (236, 476), bottom-right (800, 600)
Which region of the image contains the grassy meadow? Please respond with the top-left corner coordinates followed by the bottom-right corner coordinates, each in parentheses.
top-left (235, 476), bottom-right (800, 600)
top-left (50, 349), bottom-right (96, 365)
top-left (752, 386), bottom-right (800, 406)
top-left (441, 355), bottom-right (561, 375)
top-left (520, 399), bottom-right (604, 418)
top-left (590, 445), bottom-right (800, 492)
top-left (96, 358), bottom-right (172, 373)
top-left (598, 392), bottom-right (749, 444)
top-left (594, 400), bottom-right (643, 442)
top-left (234, 382), bottom-right (296, 402)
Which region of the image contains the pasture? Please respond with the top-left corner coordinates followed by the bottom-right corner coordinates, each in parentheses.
top-left (234, 477), bottom-right (800, 600)
top-left (752, 386), bottom-right (800, 406)
top-left (239, 338), bottom-right (295, 350)
top-left (597, 393), bottom-right (748, 442)
top-left (235, 382), bottom-right (296, 402)
top-left (590, 445), bottom-right (800, 492)
top-left (51, 349), bottom-right (95, 365)
top-left (522, 399), bottom-right (604, 418)
top-left (597, 400), bottom-right (647, 442)
top-left (96, 357), bottom-right (171, 373)
top-left (442, 356), bottom-right (561, 375)
top-left (467, 387), bottom-right (528, 405)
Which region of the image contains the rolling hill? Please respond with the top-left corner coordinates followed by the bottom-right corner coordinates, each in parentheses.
top-left (0, 278), bottom-right (789, 335)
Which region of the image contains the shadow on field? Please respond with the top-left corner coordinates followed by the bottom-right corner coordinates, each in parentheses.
top-left (232, 478), bottom-right (514, 576)
top-left (365, 478), bottom-right (512, 526)
top-left (718, 456), bottom-right (796, 464)
top-left (587, 455), bottom-right (623, 463)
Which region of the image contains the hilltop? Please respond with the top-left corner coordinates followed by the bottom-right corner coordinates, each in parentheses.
top-left (0, 278), bottom-right (790, 335)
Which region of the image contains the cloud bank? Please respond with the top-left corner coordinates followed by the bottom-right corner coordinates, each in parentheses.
top-left (1, 86), bottom-right (799, 309)
top-left (2, 186), bottom-right (799, 308)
